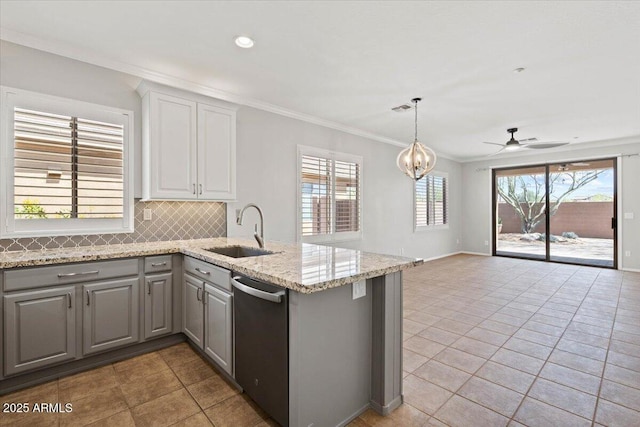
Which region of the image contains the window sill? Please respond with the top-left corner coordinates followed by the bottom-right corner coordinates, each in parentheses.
top-left (414, 224), bottom-right (449, 233)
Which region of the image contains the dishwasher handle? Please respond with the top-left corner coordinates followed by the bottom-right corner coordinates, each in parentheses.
top-left (232, 276), bottom-right (285, 303)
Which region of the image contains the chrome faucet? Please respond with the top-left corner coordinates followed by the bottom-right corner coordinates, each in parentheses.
top-left (236, 203), bottom-right (264, 248)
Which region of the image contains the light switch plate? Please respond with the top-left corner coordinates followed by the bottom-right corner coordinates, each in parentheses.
top-left (624, 212), bottom-right (634, 219)
top-left (143, 209), bottom-right (152, 221)
top-left (352, 280), bottom-right (366, 300)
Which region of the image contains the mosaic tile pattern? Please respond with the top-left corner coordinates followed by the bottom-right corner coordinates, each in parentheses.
top-left (0, 200), bottom-right (227, 252)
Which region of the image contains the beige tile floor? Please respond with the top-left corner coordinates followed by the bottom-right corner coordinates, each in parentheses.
top-left (1, 343), bottom-right (276, 427)
top-left (351, 254), bottom-right (640, 427)
top-left (3, 254), bottom-right (640, 426)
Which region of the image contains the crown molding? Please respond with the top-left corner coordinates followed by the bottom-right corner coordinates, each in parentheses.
top-left (1, 27), bottom-right (460, 162)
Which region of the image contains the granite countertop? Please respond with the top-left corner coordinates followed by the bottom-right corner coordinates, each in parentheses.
top-left (0, 238), bottom-right (423, 294)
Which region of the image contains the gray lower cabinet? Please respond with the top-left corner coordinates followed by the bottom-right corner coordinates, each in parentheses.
top-left (144, 272), bottom-right (173, 339)
top-left (183, 273), bottom-right (204, 348)
top-left (83, 278), bottom-right (139, 355)
top-left (3, 287), bottom-right (76, 376)
top-left (204, 284), bottom-right (233, 375)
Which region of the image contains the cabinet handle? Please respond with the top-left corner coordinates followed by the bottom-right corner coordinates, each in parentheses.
top-left (67, 292), bottom-right (72, 309)
top-left (203, 290), bottom-right (207, 305)
top-left (195, 267), bottom-right (210, 275)
top-left (151, 262), bottom-right (167, 267)
top-left (196, 287), bottom-right (202, 301)
top-left (199, 184), bottom-right (203, 195)
top-left (147, 280), bottom-right (152, 295)
top-left (58, 270), bottom-right (99, 278)
top-left (86, 290), bottom-right (91, 306)
top-left (193, 183), bottom-right (196, 194)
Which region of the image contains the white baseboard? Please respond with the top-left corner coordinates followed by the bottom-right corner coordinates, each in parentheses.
top-left (621, 267), bottom-right (640, 273)
top-left (420, 251), bottom-right (463, 262)
top-left (460, 251), bottom-right (491, 257)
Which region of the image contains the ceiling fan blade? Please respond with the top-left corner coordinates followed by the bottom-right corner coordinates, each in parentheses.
top-left (571, 162), bottom-right (590, 166)
top-left (518, 137), bottom-right (538, 143)
top-left (482, 141), bottom-right (505, 147)
top-left (524, 142), bottom-right (569, 149)
top-left (486, 147), bottom-right (506, 157)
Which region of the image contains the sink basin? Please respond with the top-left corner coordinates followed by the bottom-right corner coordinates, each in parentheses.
top-left (205, 245), bottom-right (276, 258)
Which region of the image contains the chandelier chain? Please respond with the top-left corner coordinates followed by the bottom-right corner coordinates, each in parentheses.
top-left (413, 98), bottom-right (419, 142)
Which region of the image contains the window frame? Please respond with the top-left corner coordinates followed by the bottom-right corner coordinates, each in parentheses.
top-left (297, 145), bottom-right (363, 243)
top-left (414, 171), bottom-right (449, 231)
top-left (0, 86), bottom-right (134, 238)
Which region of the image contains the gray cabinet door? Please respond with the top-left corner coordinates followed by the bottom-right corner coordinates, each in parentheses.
top-left (183, 273), bottom-right (204, 349)
top-left (204, 284), bottom-right (233, 375)
top-left (4, 286), bottom-right (76, 376)
top-left (144, 272), bottom-right (173, 339)
top-left (83, 278), bottom-right (139, 355)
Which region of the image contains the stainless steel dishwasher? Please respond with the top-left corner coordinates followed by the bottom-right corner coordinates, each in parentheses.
top-left (232, 275), bottom-right (288, 427)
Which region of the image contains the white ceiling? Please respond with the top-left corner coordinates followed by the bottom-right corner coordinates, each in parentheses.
top-left (1, 1), bottom-right (639, 161)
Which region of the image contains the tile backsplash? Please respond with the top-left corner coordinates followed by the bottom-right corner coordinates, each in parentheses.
top-left (0, 200), bottom-right (227, 252)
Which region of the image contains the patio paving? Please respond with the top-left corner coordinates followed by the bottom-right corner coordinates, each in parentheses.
top-left (497, 234), bottom-right (614, 262)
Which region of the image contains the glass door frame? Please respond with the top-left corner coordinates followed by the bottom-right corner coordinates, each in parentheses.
top-left (491, 158), bottom-right (618, 269)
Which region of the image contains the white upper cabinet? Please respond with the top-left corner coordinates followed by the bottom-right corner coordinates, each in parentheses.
top-left (198, 103), bottom-right (236, 199)
top-left (138, 82), bottom-right (237, 201)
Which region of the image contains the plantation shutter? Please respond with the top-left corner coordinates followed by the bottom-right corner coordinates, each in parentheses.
top-left (334, 160), bottom-right (360, 233)
top-left (300, 155), bottom-right (332, 236)
top-left (76, 117), bottom-right (124, 218)
top-left (415, 174), bottom-right (448, 227)
top-left (13, 107), bottom-right (124, 219)
top-left (415, 178), bottom-right (428, 226)
top-left (429, 175), bottom-right (447, 226)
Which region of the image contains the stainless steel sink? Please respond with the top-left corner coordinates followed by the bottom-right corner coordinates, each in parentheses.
top-left (205, 245), bottom-right (276, 258)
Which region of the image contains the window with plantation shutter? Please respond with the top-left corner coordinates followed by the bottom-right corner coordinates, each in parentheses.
top-left (1, 87), bottom-right (134, 238)
top-left (298, 146), bottom-right (362, 242)
top-left (415, 173), bottom-right (448, 229)
top-left (14, 109), bottom-right (124, 219)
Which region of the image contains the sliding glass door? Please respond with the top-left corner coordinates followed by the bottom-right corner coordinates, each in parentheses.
top-left (494, 166), bottom-right (547, 260)
top-left (493, 159), bottom-right (616, 268)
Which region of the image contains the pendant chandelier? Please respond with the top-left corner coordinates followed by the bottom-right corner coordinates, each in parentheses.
top-left (396, 98), bottom-right (437, 181)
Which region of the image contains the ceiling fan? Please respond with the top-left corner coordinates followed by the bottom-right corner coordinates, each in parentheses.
top-left (557, 162), bottom-right (589, 171)
top-left (484, 128), bottom-right (568, 155)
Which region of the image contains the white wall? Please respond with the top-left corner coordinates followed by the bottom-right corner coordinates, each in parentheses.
top-left (461, 141), bottom-right (640, 270)
top-left (3, 40), bottom-right (637, 268)
top-left (1, 41), bottom-right (462, 260)
top-left (226, 106), bottom-right (462, 259)
top-left (0, 41), bottom-right (144, 197)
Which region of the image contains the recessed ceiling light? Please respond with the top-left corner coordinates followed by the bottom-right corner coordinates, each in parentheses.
top-left (235, 36), bottom-right (255, 49)
top-left (513, 67), bottom-right (526, 73)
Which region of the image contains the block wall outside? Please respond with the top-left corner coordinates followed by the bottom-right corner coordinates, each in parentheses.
top-left (498, 201), bottom-right (614, 238)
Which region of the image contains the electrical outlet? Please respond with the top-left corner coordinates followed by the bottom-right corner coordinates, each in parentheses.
top-left (400, 248), bottom-right (404, 256)
top-left (352, 280), bottom-right (366, 300)
top-left (625, 250), bottom-right (631, 257)
top-left (143, 209), bottom-right (152, 221)
top-left (456, 239), bottom-right (460, 245)
top-left (484, 240), bottom-right (489, 246)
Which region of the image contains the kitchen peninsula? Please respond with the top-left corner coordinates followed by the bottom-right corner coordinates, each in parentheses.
top-left (0, 238), bottom-right (421, 426)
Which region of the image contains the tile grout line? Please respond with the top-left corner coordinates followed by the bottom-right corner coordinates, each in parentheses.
top-left (506, 269), bottom-right (608, 425)
top-left (416, 262), bottom-right (565, 425)
top-left (589, 273), bottom-right (624, 427)
top-left (448, 265), bottom-right (574, 425)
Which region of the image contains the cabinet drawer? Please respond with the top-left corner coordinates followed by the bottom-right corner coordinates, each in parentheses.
top-left (184, 256), bottom-right (230, 292)
top-left (4, 258), bottom-right (139, 292)
top-left (144, 255), bottom-right (173, 273)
